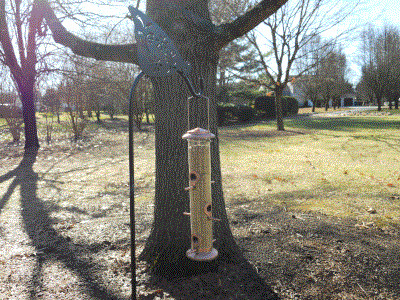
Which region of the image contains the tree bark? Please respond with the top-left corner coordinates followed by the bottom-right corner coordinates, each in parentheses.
top-left (19, 82), bottom-right (40, 149)
top-left (275, 87), bottom-right (284, 131)
top-left (377, 95), bottom-right (382, 111)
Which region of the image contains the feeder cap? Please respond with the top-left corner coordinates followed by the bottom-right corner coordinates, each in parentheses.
top-left (182, 127), bottom-right (215, 140)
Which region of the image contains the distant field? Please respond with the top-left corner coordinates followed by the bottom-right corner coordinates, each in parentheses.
top-left (219, 111), bottom-right (400, 228)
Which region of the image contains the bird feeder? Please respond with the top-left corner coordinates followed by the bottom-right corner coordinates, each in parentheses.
top-left (183, 127), bottom-right (218, 261)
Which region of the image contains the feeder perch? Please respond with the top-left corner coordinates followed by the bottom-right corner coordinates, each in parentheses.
top-left (183, 127), bottom-right (218, 261)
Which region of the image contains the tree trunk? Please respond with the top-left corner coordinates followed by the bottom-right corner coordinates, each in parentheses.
top-left (275, 87), bottom-right (284, 131)
top-left (19, 83), bottom-right (40, 149)
top-left (377, 95), bottom-right (382, 111)
top-left (324, 98), bottom-right (329, 111)
top-left (138, 3), bottom-right (240, 277)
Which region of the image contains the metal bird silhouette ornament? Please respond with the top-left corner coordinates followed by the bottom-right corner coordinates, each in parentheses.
top-left (128, 6), bottom-right (191, 77)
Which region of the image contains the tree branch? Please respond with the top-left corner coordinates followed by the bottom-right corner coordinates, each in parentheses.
top-left (214, 0), bottom-right (288, 50)
top-left (37, 0), bottom-right (138, 64)
top-left (0, 0), bottom-right (23, 81)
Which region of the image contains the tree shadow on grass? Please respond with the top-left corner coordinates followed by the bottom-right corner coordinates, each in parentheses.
top-left (0, 148), bottom-right (128, 300)
top-left (139, 253), bottom-right (280, 300)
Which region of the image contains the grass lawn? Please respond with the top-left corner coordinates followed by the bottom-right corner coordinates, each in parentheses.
top-left (2, 108), bottom-right (400, 229)
top-left (219, 112), bottom-right (400, 228)
top-left (2, 108), bottom-right (400, 299)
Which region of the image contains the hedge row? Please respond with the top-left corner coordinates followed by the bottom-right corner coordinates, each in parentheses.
top-left (217, 96), bottom-right (299, 126)
top-left (253, 96), bottom-right (299, 118)
top-left (217, 103), bottom-right (255, 126)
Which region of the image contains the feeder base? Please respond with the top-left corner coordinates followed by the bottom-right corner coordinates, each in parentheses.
top-left (186, 248), bottom-right (218, 261)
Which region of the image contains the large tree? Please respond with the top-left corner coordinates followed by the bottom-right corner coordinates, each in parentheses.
top-left (38, 0), bottom-right (288, 276)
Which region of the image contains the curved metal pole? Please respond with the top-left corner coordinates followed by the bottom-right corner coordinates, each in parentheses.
top-left (177, 70), bottom-right (203, 98)
top-left (129, 71), bottom-right (144, 300)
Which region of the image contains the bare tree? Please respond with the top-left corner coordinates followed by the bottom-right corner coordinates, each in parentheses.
top-left (243, 0), bottom-right (358, 130)
top-left (317, 47), bottom-right (351, 110)
top-left (359, 25), bottom-right (400, 111)
top-left (0, 0), bottom-right (47, 149)
top-left (38, 0), bottom-right (288, 277)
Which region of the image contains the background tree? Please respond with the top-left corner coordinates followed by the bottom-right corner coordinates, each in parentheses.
top-left (381, 26), bottom-right (400, 110)
top-left (317, 47), bottom-right (351, 110)
top-left (295, 35), bottom-right (333, 111)
top-left (39, 0), bottom-right (289, 277)
top-left (234, 0), bottom-right (357, 130)
top-left (42, 87), bottom-right (61, 123)
top-left (210, 0), bottom-right (262, 101)
top-left (0, 0), bottom-right (47, 149)
top-left (0, 90), bottom-right (23, 143)
top-left (356, 75), bottom-right (375, 105)
top-left (132, 75), bottom-right (154, 129)
top-left (358, 25), bottom-right (400, 111)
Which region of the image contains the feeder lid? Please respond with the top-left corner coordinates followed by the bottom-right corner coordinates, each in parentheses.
top-left (182, 127), bottom-right (215, 140)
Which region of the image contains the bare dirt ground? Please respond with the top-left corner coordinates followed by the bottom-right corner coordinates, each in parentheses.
top-left (1, 117), bottom-right (400, 299)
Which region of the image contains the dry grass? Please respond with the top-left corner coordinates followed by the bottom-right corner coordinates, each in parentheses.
top-left (132, 111), bottom-right (400, 229)
top-left (219, 112), bottom-right (400, 229)
top-left (132, 110), bottom-right (400, 228)
top-left (2, 110), bottom-right (400, 299)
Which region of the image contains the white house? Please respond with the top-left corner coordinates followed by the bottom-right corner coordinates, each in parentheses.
top-left (284, 77), bottom-right (357, 108)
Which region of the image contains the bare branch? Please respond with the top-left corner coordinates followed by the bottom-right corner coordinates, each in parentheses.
top-left (214, 0), bottom-right (288, 50)
top-left (38, 0), bottom-right (138, 64)
top-left (0, 0), bottom-right (23, 80)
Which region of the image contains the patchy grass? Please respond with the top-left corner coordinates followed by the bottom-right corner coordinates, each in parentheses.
top-left (131, 110), bottom-right (400, 228)
top-left (219, 114), bottom-right (400, 228)
top-left (2, 109), bottom-right (400, 299)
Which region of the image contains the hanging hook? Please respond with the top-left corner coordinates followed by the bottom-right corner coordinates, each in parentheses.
top-left (177, 71), bottom-right (205, 98)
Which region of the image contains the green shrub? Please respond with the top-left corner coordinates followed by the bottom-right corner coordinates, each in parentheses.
top-left (217, 103), bottom-right (255, 125)
top-left (237, 104), bottom-right (255, 123)
top-left (230, 89), bottom-right (264, 105)
top-left (254, 96), bottom-right (276, 118)
top-left (254, 96), bottom-right (299, 118)
top-left (283, 96), bottom-right (299, 116)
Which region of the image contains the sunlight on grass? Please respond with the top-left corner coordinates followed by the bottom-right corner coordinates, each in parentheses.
top-left (124, 112), bottom-right (400, 227)
top-left (219, 116), bottom-right (400, 227)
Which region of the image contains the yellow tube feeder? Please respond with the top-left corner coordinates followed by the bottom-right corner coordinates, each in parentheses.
top-left (182, 127), bottom-right (218, 261)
